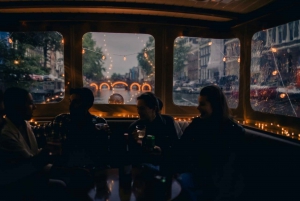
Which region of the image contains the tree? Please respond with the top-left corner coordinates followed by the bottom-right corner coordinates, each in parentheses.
top-left (0, 33), bottom-right (50, 88)
top-left (82, 33), bottom-right (106, 81)
top-left (174, 37), bottom-right (191, 77)
top-left (137, 36), bottom-right (155, 76)
top-left (110, 73), bottom-right (123, 81)
top-left (10, 32), bottom-right (63, 69)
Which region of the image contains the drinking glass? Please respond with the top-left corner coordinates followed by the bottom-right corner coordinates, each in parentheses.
top-left (136, 125), bottom-right (146, 139)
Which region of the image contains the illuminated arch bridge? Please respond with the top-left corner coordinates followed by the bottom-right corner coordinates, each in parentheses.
top-left (89, 81), bottom-right (152, 91)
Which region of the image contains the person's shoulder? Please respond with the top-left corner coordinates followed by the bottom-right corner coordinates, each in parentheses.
top-left (53, 113), bottom-right (70, 121)
top-left (225, 118), bottom-right (245, 135)
top-left (190, 117), bottom-right (204, 125)
top-left (161, 114), bottom-right (175, 124)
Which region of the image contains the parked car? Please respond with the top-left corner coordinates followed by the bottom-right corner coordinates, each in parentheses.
top-left (43, 75), bottom-right (52, 81)
top-left (250, 84), bottom-right (277, 100)
top-left (29, 74), bottom-right (44, 81)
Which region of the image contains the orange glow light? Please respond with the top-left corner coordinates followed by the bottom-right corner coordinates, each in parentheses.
top-left (130, 83), bottom-right (141, 91)
top-left (90, 83), bottom-right (98, 90)
top-left (112, 81), bottom-right (128, 87)
top-left (142, 83), bottom-right (152, 91)
top-left (99, 83), bottom-right (111, 90)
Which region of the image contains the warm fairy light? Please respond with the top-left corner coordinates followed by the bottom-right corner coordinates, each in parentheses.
top-left (208, 42), bottom-right (212, 46)
top-left (223, 57), bottom-right (226, 62)
top-left (123, 56), bottom-right (126, 61)
top-left (102, 55), bottom-right (106, 60)
top-left (61, 39), bottom-right (64, 44)
top-left (82, 49), bottom-right (85, 54)
top-left (271, 48), bottom-right (277, 52)
top-left (237, 57), bottom-right (240, 63)
top-left (280, 93), bottom-right (286, 98)
top-left (14, 60), bottom-right (19, 64)
top-left (8, 38), bottom-right (12, 44)
top-left (272, 70), bottom-right (278, 76)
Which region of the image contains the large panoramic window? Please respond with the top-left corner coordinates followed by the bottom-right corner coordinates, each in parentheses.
top-left (0, 32), bottom-right (64, 104)
top-left (250, 20), bottom-right (300, 118)
top-left (173, 37), bottom-right (240, 108)
top-left (82, 33), bottom-right (155, 104)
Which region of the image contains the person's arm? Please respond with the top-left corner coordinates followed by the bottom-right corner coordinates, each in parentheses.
top-left (0, 146), bottom-right (52, 187)
top-left (0, 133), bottom-right (33, 160)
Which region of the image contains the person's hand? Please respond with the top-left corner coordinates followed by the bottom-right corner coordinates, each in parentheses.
top-left (132, 130), bottom-right (139, 141)
top-left (43, 142), bottom-right (62, 156)
top-left (144, 145), bottom-right (161, 156)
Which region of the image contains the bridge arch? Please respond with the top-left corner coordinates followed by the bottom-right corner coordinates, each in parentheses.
top-left (130, 82), bottom-right (141, 91)
top-left (111, 81), bottom-right (128, 87)
top-left (142, 83), bottom-right (152, 91)
top-left (99, 83), bottom-right (111, 90)
top-left (90, 83), bottom-right (98, 90)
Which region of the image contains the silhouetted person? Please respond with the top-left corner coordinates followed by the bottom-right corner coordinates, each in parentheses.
top-left (128, 92), bottom-right (178, 165)
top-left (0, 87), bottom-right (68, 200)
top-left (51, 87), bottom-right (109, 168)
top-left (174, 85), bottom-right (245, 201)
top-left (157, 98), bottom-right (183, 138)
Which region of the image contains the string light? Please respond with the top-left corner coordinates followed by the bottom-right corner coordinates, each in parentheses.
top-left (123, 56), bottom-right (126, 61)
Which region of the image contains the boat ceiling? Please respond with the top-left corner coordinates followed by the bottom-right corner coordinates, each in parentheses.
top-left (0, 0), bottom-right (296, 25)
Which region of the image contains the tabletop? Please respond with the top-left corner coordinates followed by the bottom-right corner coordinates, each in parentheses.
top-left (87, 168), bottom-right (181, 201)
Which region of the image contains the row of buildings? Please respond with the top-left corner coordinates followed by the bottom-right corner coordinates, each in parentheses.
top-left (0, 32), bottom-right (64, 79)
top-left (177, 37), bottom-right (240, 85)
top-left (178, 19), bottom-right (300, 87)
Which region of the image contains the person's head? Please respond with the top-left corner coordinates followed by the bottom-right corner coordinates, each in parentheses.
top-left (4, 87), bottom-right (36, 121)
top-left (157, 98), bottom-right (163, 113)
top-left (69, 88), bottom-right (94, 117)
top-left (108, 93), bottom-right (124, 104)
top-left (197, 85), bottom-right (230, 120)
top-left (136, 92), bottom-right (159, 121)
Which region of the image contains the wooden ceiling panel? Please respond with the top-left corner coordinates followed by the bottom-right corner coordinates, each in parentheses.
top-left (0, 0), bottom-right (276, 14)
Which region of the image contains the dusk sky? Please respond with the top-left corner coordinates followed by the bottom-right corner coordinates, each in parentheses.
top-left (91, 32), bottom-right (152, 75)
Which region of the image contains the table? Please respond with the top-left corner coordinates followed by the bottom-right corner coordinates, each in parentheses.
top-left (88, 168), bottom-right (181, 201)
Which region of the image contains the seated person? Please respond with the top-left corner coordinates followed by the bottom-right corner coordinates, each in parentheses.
top-left (157, 98), bottom-right (183, 138)
top-left (51, 87), bottom-right (109, 168)
top-left (127, 92), bottom-right (178, 165)
top-left (173, 85), bottom-right (245, 201)
top-left (0, 87), bottom-right (68, 200)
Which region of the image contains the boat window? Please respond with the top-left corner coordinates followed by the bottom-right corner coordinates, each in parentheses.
top-left (0, 31), bottom-right (64, 104)
top-left (250, 19), bottom-right (300, 118)
top-left (173, 37), bottom-right (240, 108)
top-left (82, 33), bottom-right (155, 105)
